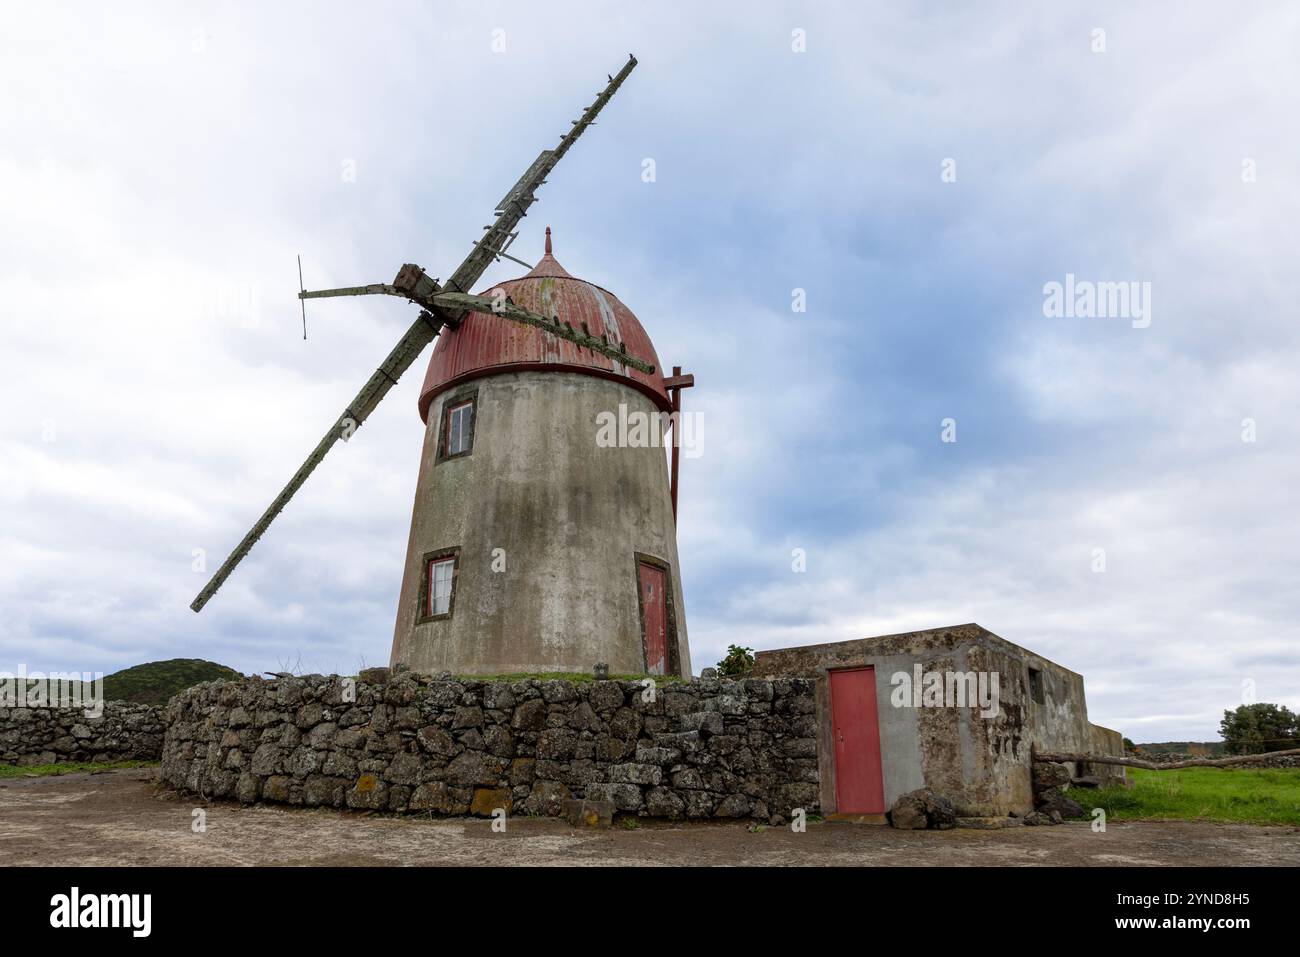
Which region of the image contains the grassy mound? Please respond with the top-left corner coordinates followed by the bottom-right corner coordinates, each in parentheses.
top-left (103, 658), bottom-right (242, 705)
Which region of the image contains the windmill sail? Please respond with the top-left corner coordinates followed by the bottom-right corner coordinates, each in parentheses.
top-left (190, 56), bottom-right (639, 612)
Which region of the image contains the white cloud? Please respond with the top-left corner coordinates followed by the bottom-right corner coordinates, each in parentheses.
top-left (1, 2), bottom-right (1296, 744)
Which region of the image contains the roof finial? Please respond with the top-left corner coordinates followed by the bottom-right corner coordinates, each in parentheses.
top-left (545, 225), bottom-right (552, 256)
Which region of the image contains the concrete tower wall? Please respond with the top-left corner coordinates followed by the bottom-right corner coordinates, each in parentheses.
top-left (390, 369), bottom-right (691, 677)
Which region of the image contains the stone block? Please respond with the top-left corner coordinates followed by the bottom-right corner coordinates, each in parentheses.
top-left (562, 798), bottom-right (614, 828)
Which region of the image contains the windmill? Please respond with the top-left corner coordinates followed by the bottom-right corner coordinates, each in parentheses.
top-left (191, 56), bottom-right (694, 678)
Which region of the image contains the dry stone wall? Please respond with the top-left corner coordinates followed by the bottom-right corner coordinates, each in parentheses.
top-left (160, 669), bottom-right (821, 822)
top-left (0, 702), bottom-right (164, 765)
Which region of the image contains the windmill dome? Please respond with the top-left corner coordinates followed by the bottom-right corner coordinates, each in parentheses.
top-left (418, 227), bottom-right (670, 422)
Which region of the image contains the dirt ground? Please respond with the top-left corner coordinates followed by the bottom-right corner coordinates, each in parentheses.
top-left (3, 769), bottom-right (1297, 866)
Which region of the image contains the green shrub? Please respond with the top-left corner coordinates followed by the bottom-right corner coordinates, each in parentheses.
top-left (716, 645), bottom-right (755, 677)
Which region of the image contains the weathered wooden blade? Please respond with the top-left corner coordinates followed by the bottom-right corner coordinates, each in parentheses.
top-left (299, 283), bottom-right (404, 301)
top-left (444, 54), bottom-right (637, 297)
top-left (431, 291), bottom-right (655, 375)
top-left (190, 57), bottom-right (639, 612)
top-left (189, 306), bottom-right (446, 612)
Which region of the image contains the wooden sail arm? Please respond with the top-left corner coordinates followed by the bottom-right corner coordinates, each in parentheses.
top-left (299, 283), bottom-right (403, 300)
top-left (190, 58), bottom-right (639, 613)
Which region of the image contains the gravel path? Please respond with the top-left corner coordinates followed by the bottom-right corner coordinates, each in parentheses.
top-left (3, 769), bottom-right (1297, 866)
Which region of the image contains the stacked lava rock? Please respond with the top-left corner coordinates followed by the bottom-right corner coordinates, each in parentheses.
top-left (0, 702), bottom-right (164, 766)
top-left (1026, 761), bottom-right (1085, 825)
top-left (160, 667), bottom-right (822, 824)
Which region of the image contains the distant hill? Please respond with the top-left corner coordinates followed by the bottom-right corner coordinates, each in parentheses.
top-left (1134, 741), bottom-right (1227, 758)
top-left (103, 658), bottom-right (243, 705)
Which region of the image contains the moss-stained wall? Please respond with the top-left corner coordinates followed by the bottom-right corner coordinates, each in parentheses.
top-left (755, 623), bottom-right (1112, 815)
top-left (0, 701), bottom-right (163, 766)
top-left (161, 669), bottom-right (817, 822)
top-left (391, 371), bottom-right (690, 677)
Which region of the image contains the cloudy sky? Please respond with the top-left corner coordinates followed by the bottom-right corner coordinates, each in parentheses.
top-left (2, 2), bottom-right (1296, 742)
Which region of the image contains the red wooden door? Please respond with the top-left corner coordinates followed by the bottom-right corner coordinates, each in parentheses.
top-left (829, 667), bottom-right (885, 813)
top-left (637, 562), bottom-right (667, 675)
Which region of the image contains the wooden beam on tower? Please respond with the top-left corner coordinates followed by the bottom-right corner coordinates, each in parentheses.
top-left (667, 365), bottom-right (694, 521)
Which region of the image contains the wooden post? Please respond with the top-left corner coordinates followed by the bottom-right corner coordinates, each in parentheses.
top-left (662, 369), bottom-right (694, 524)
top-left (670, 365), bottom-right (681, 522)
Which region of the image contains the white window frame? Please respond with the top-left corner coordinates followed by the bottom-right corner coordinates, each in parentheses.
top-left (427, 557), bottom-right (456, 617)
top-left (443, 400), bottom-right (474, 457)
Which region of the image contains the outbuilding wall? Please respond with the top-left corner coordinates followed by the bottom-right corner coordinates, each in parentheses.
top-left (1088, 723), bottom-right (1128, 786)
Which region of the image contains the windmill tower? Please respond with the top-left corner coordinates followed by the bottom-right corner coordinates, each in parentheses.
top-left (190, 57), bottom-right (694, 678)
top-left (392, 226), bottom-right (691, 676)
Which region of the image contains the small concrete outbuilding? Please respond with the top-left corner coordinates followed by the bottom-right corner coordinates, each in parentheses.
top-left (754, 623), bottom-right (1124, 818)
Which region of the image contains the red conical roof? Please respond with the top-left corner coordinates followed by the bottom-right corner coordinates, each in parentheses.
top-left (418, 230), bottom-right (670, 422)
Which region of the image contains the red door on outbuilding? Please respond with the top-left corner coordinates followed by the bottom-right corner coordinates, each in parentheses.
top-left (638, 562), bottom-right (667, 675)
top-left (829, 667), bottom-right (886, 814)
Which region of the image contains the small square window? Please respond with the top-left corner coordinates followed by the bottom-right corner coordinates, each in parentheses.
top-left (427, 557), bottom-right (455, 617)
top-left (1027, 667), bottom-right (1044, 705)
top-left (443, 399), bottom-right (474, 458)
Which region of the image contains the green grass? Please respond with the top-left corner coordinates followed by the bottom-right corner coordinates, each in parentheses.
top-left (1089, 767), bottom-right (1300, 825)
top-left (0, 760), bottom-right (158, 779)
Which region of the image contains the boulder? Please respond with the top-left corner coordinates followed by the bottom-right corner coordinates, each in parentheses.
top-left (451, 706), bottom-right (483, 729)
top-left (921, 790), bottom-right (957, 829)
top-left (482, 683), bottom-right (515, 712)
top-left (416, 725), bottom-right (455, 757)
top-left (608, 763), bottom-right (661, 786)
top-left (585, 782), bottom-right (643, 811)
top-left (588, 681), bottom-right (625, 712)
top-left (409, 782), bottom-right (468, 815)
top-left (563, 798), bottom-right (614, 827)
top-left (470, 787), bottom-right (511, 817)
top-left (510, 699), bottom-right (547, 731)
top-left (1032, 761), bottom-right (1071, 791)
top-left (524, 780), bottom-right (571, 816)
top-left (1037, 789), bottom-right (1086, 819)
top-left (889, 792), bottom-right (929, 829)
top-left (645, 786), bottom-right (685, 819)
top-left (540, 680), bottom-right (577, 703)
top-left (889, 788), bottom-right (956, 829)
top-left (713, 794), bottom-right (752, 818)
